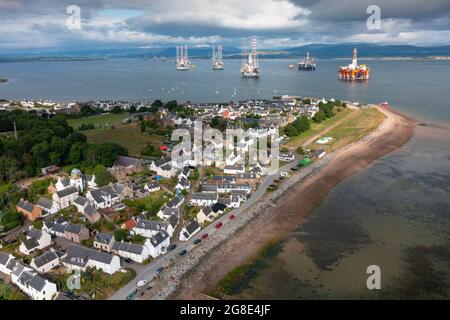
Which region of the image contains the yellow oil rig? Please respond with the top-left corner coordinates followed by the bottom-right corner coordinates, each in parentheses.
top-left (338, 48), bottom-right (370, 81)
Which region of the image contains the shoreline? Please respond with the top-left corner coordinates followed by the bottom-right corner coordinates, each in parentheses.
top-left (150, 106), bottom-right (416, 300)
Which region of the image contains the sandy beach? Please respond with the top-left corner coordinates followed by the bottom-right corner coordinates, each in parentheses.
top-left (165, 106), bottom-right (416, 300)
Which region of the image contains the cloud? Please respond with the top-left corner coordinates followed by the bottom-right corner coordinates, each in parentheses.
top-left (0, 0), bottom-right (449, 51)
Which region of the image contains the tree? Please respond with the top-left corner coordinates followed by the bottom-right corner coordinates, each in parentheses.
top-left (284, 125), bottom-right (298, 137)
top-left (165, 100), bottom-right (178, 112)
top-left (114, 229), bottom-right (128, 242)
top-left (93, 165), bottom-right (115, 187)
top-left (111, 106), bottom-right (123, 114)
top-left (33, 220), bottom-right (43, 230)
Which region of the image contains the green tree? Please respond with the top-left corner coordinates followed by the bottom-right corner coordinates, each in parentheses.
top-left (93, 165), bottom-right (115, 187)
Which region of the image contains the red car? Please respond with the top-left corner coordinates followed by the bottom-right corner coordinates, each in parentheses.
top-left (201, 233), bottom-right (209, 239)
top-left (215, 222), bottom-right (223, 229)
top-left (229, 214), bottom-right (236, 220)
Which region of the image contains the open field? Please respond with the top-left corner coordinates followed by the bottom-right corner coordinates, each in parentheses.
top-left (67, 113), bottom-right (129, 130)
top-left (309, 108), bottom-right (386, 153)
top-left (285, 107), bottom-right (354, 149)
top-left (83, 125), bottom-right (165, 156)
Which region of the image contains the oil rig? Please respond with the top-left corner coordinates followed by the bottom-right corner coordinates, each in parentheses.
top-left (240, 38), bottom-right (260, 78)
top-left (338, 48), bottom-right (370, 81)
top-left (298, 52), bottom-right (316, 70)
top-left (176, 45), bottom-right (191, 71)
top-left (212, 45), bottom-right (224, 70)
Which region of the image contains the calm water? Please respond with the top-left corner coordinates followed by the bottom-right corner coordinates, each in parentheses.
top-left (0, 58), bottom-right (450, 124)
top-left (1, 57), bottom-right (450, 299)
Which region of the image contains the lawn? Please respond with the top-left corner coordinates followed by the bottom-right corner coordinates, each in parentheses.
top-left (123, 190), bottom-right (170, 216)
top-left (0, 279), bottom-right (27, 300)
top-left (285, 107), bottom-right (354, 149)
top-left (54, 268), bottom-right (136, 300)
top-left (82, 124), bottom-right (165, 156)
top-left (67, 113), bottom-right (129, 130)
top-left (309, 108), bottom-right (386, 153)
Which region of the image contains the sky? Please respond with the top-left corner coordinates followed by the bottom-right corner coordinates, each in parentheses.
top-left (0, 0), bottom-right (450, 51)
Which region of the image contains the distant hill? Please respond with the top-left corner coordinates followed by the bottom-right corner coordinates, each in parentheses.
top-left (1, 43), bottom-right (450, 61)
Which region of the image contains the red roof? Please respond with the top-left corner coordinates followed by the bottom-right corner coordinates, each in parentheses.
top-left (122, 219), bottom-right (136, 230)
top-left (159, 145), bottom-right (169, 151)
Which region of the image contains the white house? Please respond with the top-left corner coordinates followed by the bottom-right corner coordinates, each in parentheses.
top-left (10, 263), bottom-right (58, 300)
top-left (157, 206), bottom-right (180, 221)
top-left (224, 164), bottom-right (245, 174)
top-left (196, 206), bottom-right (217, 225)
top-left (19, 228), bottom-right (52, 255)
top-left (0, 252), bottom-right (16, 276)
top-left (144, 182), bottom-right (161, 193)
top-left (179, 220), bottom-right (201, 241)
top-left (145, 230), bottom-right (170, 258)
top-left (53, 186), bottom-right (79, 209)
top-left (155, 164), bottom-right (177, 178)
top-left (132, 219), bottom-right (173, 238)
top-left (36, 197), bottom-right (60, 216)
top-left (112, 242), bottom-right (150, 263)
top-left (86, 185), bottom-right (120, 209)
top-left (217, 183), bottom-right (251, 194)
top-left (30, 250), bottom-right (60, 273)
top-left (189, 192), bottom-right (218, 207)
top-left (93, 232), bottom-right (115, 253)
top-left (61, 245), bottom-right (121, 275)
top-left (166, 195), bottom-right (184, 209)
top-left (175, 176), bottom-right (191, 191)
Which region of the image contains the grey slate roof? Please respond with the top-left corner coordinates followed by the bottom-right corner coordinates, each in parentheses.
top-left (65, 223), bottom-right (84, 235)
top-left (185, 220), bottom-right (200, 234)
top-left (27, 228), bottom-right (43, 240)
top-left (168, 214), bottom-right (179, 228)
top-left (148, 230), bottom-right (169, 247)
top-left (84, 205), bottom-right (97, 217)
top-left (212, 203), bottom-right (227, 213)
top-left (63, 245), bottom-right (114, 267)
top-left (94, 232), bottom-right (113, 244)
top-left (166, 196), bottom-right (183, 208)
top-left (0, 252), bottom-right (10, 266)
top-left (37, 197), bottom-right (53, 210)
top-left (135, 219), bottom-right (168, 232)
top-left (191, 192), bottom-right (218, 201)
top-left (22, 237), bottom-right (40, 251)
top-left (89, 185), bottom-right (118, 204)
top-left (56, 186), bottom-right (78, 198)
top-left (201, 183), bottom-right (218, 192)
top-left (17, 199), bottom-right (34, 213)
top-left (32, 251), bottom-right (59, 268)
top-left (52, 223), bottom-right (67, 234)
top-left (112, 242), bottom-right (144, 255)
top-left (73, 196), bottom-right (89, 207)
top-left (114, 155), bottom-right (141, 168)
top-left (28, 275), bottom-right (47, 291)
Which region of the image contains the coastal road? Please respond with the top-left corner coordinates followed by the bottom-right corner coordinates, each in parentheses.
top-left (109, 158), bottom-right (298, 300)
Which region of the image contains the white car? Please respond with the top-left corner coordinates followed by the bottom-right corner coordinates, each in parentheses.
top-left (280, 171), bottom-right (289, 177)
top-left (137, 280), bottom-right (148, 288)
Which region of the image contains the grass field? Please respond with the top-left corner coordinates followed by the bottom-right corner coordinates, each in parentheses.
top-left (67, 113), bottom-right (129, 130)
top-left (285, 107), bottom-right (354, 149)
top-left (309, 108), bottom-right (386, 153)
top-left (82, 124), bottom-right (165, 156)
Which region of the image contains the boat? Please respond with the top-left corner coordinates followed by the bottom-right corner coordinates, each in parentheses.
top-left (212, 45), bottom-right (224, 70)
top-left (338, 48), bottom-right (370, 81)
top-left (240, 38), bottom-right (260, 78)
top-left (298, 52), bottom-right (316, 70)
top-left (176, 45), bottom-right (192, 71)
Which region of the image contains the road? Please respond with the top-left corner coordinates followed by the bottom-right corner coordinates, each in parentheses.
top-left (109, 158), bottom-right (298, 300)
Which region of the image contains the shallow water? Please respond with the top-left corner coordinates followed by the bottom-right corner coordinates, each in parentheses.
top-left (235, 124), bottom-right (450, 299)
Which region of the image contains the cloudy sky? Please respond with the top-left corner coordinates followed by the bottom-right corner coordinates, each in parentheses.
top-left (1, 0), bottom-right (450, 51)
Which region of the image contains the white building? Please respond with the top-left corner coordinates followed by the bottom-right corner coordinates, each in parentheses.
top-left (224, 165), bottom-right (245, 174)
top-left (36, 197), bottom-right (60, 216)
top-left (179, 220), bottom-right (201, 241)
top-left (53, 186), bottom-right (79, 209)
top-left (145, 230), bottom-right (170, 258)
top-left (189, 192), bottom-right (218, 207)
top-left (61, 245), bottom-right (121, 275)
top-left (132, 219), bottom-right (173, 238)
top-left (30, 250), bottom-right (60, 273)
top-left (19, 228), bottom-right (52, 255)
top-left (112, 242), bottom-right (150, 263)
top-left (86, 185), bottom-right (120, 209)
top-left (10, 263), bottom-right (58, 300)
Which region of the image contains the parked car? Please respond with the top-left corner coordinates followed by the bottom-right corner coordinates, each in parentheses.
top-left (201, 233), bottom-right (208, 239)
top-left (167, 244), bottom-right (177, 251)
top-left (193, 238), bottom-right (201, 245)
top-left (156, 267), bottom-right (164, 274)
top-left (291, 167), bottom-right (299, 171)
top-left (178, 249), bottom-right (187, 256)
top-left (215, 222), bottom-right (223, 229)
top-left (136, 280), bottom-right (148, 288)
top-left (229, 214), bottom-right (236, 220)
top-left (124, 258), bottom-right (134, 264)
top-left (126, 290), bottom-right (137, 300)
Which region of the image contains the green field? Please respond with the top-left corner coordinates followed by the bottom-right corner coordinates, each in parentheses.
top-left (67, 113), bottom-right (129, 130)
top-left (285, 107), bottom-right (353, 149)
top-left (82, 124), bottom-right (165, 156)
top-left (309, 108), bottom-right (386, 152)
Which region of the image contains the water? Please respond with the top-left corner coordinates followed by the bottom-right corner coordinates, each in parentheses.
top-left (1, 58), bottom-right (450, 124)
top-left (1, 57), bottom-right (450, 299)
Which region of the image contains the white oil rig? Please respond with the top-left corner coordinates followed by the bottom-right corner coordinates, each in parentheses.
top-left (176, 45), bottom-right (191, 71)
top-left (212, 45), bottom-right (224, 70)
top-left (240, 38), bottom-right (260, 78)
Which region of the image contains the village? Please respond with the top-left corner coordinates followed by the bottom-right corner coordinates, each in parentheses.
top-left (0, 95), bottom-right (377, 300)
